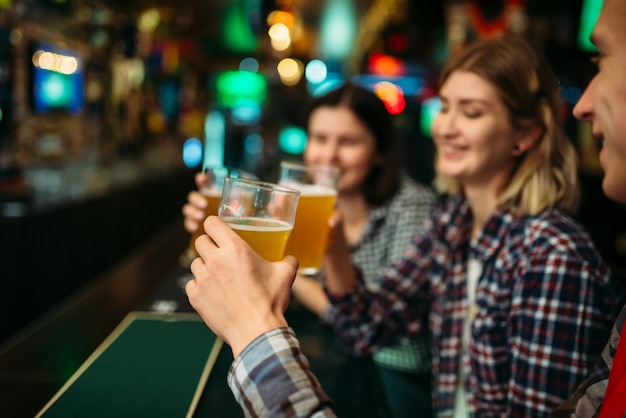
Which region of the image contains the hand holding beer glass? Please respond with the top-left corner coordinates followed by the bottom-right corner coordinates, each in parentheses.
top-left (218, 178), bottom-right (300, 262)
top-left (279, 161), bottom-right (339, 275)
top-left (183, 166), bottom-right (257, 265)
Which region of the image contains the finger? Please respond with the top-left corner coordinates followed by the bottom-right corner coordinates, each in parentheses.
top-left (203, 216), bottom-right (244, 249)
top-left (183, 217), bottom-right (200, 234)
top-left (185, 275), bottom-right (197, 294)
top-left (194, 232), bottom-right (218, 256)
top-left (281, 254), bottom-right (299, 274)
top-left (189, 191), bottom-right (208, 210)
top-left (182, 202), bottom-right (204, 221)
top-left (195, 172), bottom-right (209, 189)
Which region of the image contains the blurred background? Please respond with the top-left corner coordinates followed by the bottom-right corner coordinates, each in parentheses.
top-left (0, 0), bottom-right (623, 344)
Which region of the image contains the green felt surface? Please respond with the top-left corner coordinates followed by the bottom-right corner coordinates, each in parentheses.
top-left (37, 312), bottom-right (221, 418)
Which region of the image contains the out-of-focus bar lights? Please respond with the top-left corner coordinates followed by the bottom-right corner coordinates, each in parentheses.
top-left (373, 81), bottom-right (405, 115)
top-left (277, 58), bottom-right (303, 86)
top-left (182, 137), bottom-right (203, 168)
top-left (420, 97), bottom-right (441, 137)
top-left (305, 59), bottom-right (327, 84)
top-left (32, 49), bottom-right (79, 75)
top-left (319, 0), bottom-right (356, 61)
top-left (368, 52), bottom-right (405, 77)
top-left (268, 22), bottom-right (291, 51)
top-left (231, 98), bottom-right (262, 125)
top-left (267, 10), bottom-right (295, 27)
top-left (305, 60), bottom-right (346, 96)
top-left (239, 57), bottom-right (259, 72)
top-left (203, 110), bottom-right (226, 170)
top-left (278, 125), bottom-right (307, 155)
top-left (216, 70), bottom-right (267, 108)
top-left (137, 8), bottom-right (160, 33)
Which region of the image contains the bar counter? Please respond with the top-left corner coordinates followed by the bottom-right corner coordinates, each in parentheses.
top-left (0, 219), bottom-right (390, 417)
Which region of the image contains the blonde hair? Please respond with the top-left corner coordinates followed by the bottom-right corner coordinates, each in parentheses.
top-left (434, 35), bottom-right (580, 215)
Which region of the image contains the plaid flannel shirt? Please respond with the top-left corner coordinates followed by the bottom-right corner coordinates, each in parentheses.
top-left (226, 196), bottom-right (622, 418)
top-left (551, 304), bottom-right (626, 417)
top-left (329, 196), bottom-right (622, 417)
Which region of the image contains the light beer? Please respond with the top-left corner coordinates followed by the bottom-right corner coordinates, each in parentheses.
top-left (223, 217), bottom-right (293, 261)
top-left (284, 184), bottom-right (337, 274)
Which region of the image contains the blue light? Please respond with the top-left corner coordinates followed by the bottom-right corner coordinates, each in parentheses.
top-left (305, 60), bottom-right (327, 84)
top-left (309, 72), bottom-right (345, 97)
top-left (244, 133), bottom-right (264, 156)
top-left (239, 57), bottom-right (260, 73)
top-left (182, 137), bottom-right (203, 168)
top-left (231, 98), bottom-right (262, 125)
top-left (278, 126), bottom-right (307, 155)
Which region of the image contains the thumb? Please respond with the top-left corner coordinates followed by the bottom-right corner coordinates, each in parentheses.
top-left (280, 255), bottom-right (299, 282)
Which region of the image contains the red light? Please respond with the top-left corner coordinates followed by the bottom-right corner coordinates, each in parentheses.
top-left (374, 81), bottom-right (405, 115)
top-left (368, 52), bottom-right (405, 76)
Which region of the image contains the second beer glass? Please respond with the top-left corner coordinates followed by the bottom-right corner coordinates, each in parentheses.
top-left (184, 166), bottom-right (257, 263)
top-left (279, 161), bottom-right (339, 275)
top-left (219, 177), bottom-right (300, 262)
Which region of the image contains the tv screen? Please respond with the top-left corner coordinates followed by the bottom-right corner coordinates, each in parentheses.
top-left (31, 41), bottom-right (84, 115)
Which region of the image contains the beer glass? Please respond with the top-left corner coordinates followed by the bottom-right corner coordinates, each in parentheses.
top-left (279, 161), bottom-right (339, 275)
top-left (218, 177), bottom-right (300, 262)
top-left (183, 166), bottom-right (257, 265)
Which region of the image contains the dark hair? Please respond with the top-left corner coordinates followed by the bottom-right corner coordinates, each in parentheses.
top-left (301, 82), bottom-right (403, 205)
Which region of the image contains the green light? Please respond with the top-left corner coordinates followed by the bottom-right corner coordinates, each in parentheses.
top-left (222, 3), bottom-right (259, 53)
top-left (420, 97), bottom-right (440, 138)
top-left (578, 0), bottom-right (603, 52)
top-left (216, 70), bottom-right (267, 108)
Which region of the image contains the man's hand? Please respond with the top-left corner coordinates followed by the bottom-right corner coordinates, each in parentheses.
top-left (186, 216), bottom-right (298, 358)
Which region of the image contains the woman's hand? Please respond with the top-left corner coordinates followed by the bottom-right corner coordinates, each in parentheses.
top-left (182, 172), bottom-right (209, 234)
top-left (186, 216), bottom-right (298, 358)
top-left (292, 274), bottom-right (329, 316)
top-left (323, 212), bottom-right (358, 295)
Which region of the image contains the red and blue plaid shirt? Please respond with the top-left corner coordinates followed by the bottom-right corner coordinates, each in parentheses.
top-left (226, 196), bottom-right (622, 418)
top-left (328, 196), bottom-right (623, 417)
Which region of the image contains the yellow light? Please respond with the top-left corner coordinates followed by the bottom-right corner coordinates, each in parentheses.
top-left (58, 56), bottom-right (78, 75)
top-left (267, 11), bottom-right (295, 28)
top-left (38, 52), bottom-right (55, 70)
top-left (31, 50), bottom-right (43, 66)
top-left (268, 23), bottom-right (290, 41)
top-left (271, 37), bottom-right (291, 51)
top-left (138, 9), bottom-right (161, 33)
top-left (277, 58), bottom-right (302, 86)
top-left (268, 23), bottom-right (291, 51)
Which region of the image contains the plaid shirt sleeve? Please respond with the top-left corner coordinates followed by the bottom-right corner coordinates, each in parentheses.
top-left (550, 304), bottom-right (626, 418)
top-left (326, 222), bottom-right (438, 356)
top-left (228, 327), bottom-right (336, 418)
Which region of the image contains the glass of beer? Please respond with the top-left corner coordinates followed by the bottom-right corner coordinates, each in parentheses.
top-left (218, 177), bottom-right (300, 262)
top-left (183, 166), bottom-right (257, 265)
top-left (279, 161), bottom-right (339, 275)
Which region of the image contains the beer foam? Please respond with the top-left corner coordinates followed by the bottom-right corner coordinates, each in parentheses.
top-left (223, 217), bottom-right (292, 231)
top-left (290, 183), bottom-right (337, 196)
